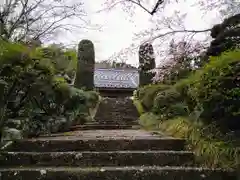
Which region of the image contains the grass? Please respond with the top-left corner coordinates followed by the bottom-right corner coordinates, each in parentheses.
top-left (89, 95), bottom-right (102, 120)
top-left (63, 131), bottom-right (75, 136)
top-left (138, 112), bottom-right (160, 130)
top-left (135, 99), bottom-right (240, 170)
top-left (158, 117), bottom-right (240, 169)
top-left (132, 98), bottom-right (145, 115)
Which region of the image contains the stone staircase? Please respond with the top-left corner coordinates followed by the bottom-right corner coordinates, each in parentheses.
top-left (94, 97), bottom-right (139, 125)
top-left (0, 96), bottom-right (237, 179)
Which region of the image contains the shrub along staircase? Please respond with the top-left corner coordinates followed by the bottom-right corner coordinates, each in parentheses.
top-left (0, 97), bottom-right (237, 179)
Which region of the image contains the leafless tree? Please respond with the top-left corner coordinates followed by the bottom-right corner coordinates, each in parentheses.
top-left (0, 0), bottom-right (88, 42)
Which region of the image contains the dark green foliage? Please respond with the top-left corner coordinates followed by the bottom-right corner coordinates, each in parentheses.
top-left (135, 50), bottom-right (240, 131)
top-left (174, 76), bottom-right (199, 113)
top-left (189, 50), bottom-right (240, 130)
top-left (34, 44), bottom-right (77, 82)
top-left (168, 103), bottom-right (189, 117)
top-left (138, 43), bottom-right (156, 86)
top-left (173, 50), bottom-right (240, 130)
top-left (0, 41), bottom-right (47, 126)
top-left (135, 84), bottom-right (170, 111)
top-left (207, 13), bottom-right (240, 56)
top-left (153, 88), bottom-right (182, 110)
top-left (74, 39), bottom-right (95, 90)
top-left (70, 90), bottom-right (99, 126)
top-left (86, 91), bottom-right (100, 109)
top-left (152, 88), bottom-right (188, 119)
top-left (0, 41), bottom-right (99, 140)
top-left (59, 86), bottom-right (87, 113)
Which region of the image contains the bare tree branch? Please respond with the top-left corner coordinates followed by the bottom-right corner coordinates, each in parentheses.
top-left (98, 0), bottom-right (238, 69)
top-left (149, 28), bottom-right (211, 42)
top-left (151, 0), bottom-right (164, 15)
top-left (127, 0), bottom-right (152, 14)
top-left (98, 0), bottom-right (165, 15)
top-left (0, 0), bottom-right (88, 42)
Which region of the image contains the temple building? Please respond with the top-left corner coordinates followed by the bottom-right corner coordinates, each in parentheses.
top-left (94, 68), bottom-right (139, 97)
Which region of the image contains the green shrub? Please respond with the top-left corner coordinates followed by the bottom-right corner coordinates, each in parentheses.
top-left (63, 87), bottom-right (87, 112)
top-left (139, 112), bottom-right (160, 129)
top-left (152, 88), bottom-right (187, 119)
top-left (86, 91), bottom-right (100, 109)
top-left (133, 98), bottom-right (145, 115)
top-left (191, 50), bottom-right (240, 130)
top-left (174, 76), bottom-right (199, 112)
top-left (136, 84), bottom-right (170, 111)
top-left (173, 50), bottom-right (240, 130)
top-left (0, 41), bottom-right (99, 140)
top-left (34, 44), bottom-right (77, 80)
top-left (168, 102), bottom-right (189, 117)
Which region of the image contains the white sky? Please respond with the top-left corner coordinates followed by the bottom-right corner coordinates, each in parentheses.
top-left (51, 0), bottom-right (223, 66)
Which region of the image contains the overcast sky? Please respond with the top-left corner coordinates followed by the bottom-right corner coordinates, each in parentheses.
top-left (51, 0), bottom-right (222, 66)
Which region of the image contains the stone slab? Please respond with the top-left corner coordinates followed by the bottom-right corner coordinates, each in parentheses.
top-left (6, 138), bottom-right (185, 152)
top-left (0, 150), bottom-right (194, 167)
top-left (0, 166), bottom-right (236, 180)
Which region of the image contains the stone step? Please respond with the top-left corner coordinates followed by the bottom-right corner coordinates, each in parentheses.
top-left (94, 97), bottom-right (139, 125)
top-left (95, 118), bottom-right (139, 123)
top-left (0, 166), bottom-right (236, 180)
top-left (69, 124), bottom-right (140, 130)
top-left (0, 151), bottom-right (194, 167)
top-left (96, 113), bottom-right (138, 117)
top-left (94, 119), bottom-right (138, 122)
top-left (90, 122), bottom-right (139, 126)
top-left (5, 138), bottom-right (185, 152)
top-left (95, 119), bottom-right (138, 122)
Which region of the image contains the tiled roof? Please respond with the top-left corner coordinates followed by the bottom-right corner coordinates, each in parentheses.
top-left (94, 68), bottom-right (139, 89)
